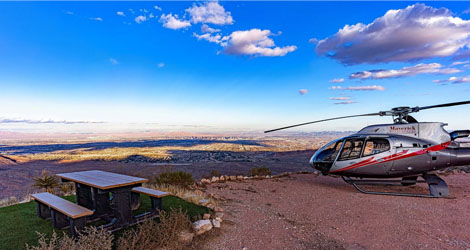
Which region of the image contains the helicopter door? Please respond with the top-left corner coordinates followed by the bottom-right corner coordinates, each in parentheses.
top-left (331, 138), bottom-right (364, 173)
top-left (362, 138), bottom-right (392, 175)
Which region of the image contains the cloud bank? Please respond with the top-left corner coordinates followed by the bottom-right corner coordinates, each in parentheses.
top-left (349, 63), bottom-right (460, 80)
top-left (330, 85), bottom-right (385, 91)
top-left (316, 4), bottom-right (470, 65)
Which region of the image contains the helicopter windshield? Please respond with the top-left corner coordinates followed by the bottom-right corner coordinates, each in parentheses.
top-left (310, 139), bottom-right (344, 173)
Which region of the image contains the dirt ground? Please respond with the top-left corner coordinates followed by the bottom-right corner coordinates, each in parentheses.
top-left (203, 173), bottom-right (470, 250)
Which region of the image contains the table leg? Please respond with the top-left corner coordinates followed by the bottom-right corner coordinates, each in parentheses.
top-left (75, 183), bottom-right (93, 210)
top-left (110, 189), bottom-right (135, 228)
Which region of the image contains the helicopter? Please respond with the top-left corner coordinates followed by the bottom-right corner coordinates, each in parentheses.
top-left (265, 101), bottom-right (470, 198)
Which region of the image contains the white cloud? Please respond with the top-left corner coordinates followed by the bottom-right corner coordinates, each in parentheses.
top-left (330, 85), bottom-right (385, 91)
top-left (433, 76), bottom-right (470, 84)
top-left (149, 13), bottom-right (154, 19)
top-left (109, 58), bottom-right (119, 65)
top-left (135, 15), bottom-right (147, 24)
top-left (350, 63), bottom-right (460, 80)
top-left (223, 29), bottom-right (297, 57)
top-left (334, 101), bottom-right (357, 105)
top-left (157, 62), bottom-right (165, 68)
top-left (117, 11), bottom-right (125, 17)
top-left (193, 32), bottom-right (225, 45)
top-left (316, 4), bottom-right (470, 65)
top-left (201, 24), bottom-right (221, 33)
top-left (65, 11), bottom-right (74, 15)
top-left (186, 1), bottom-right (233, 25)
top-left (451, 60), bottom-right (470, 66)
top-left (329, 97), bottom-right (350, 100)
top-left (329, 78), bottom-right (344, 83)
top-left (154, 5), bottom-right (162, 11)
top-left (0, 118), bottom-right (103, 124)
top-left (90, 17), bottom-right (103, 21)
top-left (308, 38), bottom-right (318, 44)
top-left (299, 89), bottom-right (308, 95)
top-left (159, 14), bottom-right (191, 30)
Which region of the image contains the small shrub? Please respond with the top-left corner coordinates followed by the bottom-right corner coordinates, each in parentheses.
top-left (117, 208), bottom-right (193, 250)
top-left (33, 170), bottom-right (59, 194)
top-left (26, 227), bottom-right (113, 250)
top-left (154, 171), bottom-right (194, 188)
top-left (248, 166), bottom-right (271, 177)
top-left (60, 182), bottom-right (75, 195)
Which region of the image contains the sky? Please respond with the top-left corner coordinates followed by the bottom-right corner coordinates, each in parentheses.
top-left (1, 1), bottom-right (470, 133)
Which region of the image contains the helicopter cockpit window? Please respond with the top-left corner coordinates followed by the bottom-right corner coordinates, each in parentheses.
top-left (363, 138), bottom-right (390, 156)
top-left (338, 139), bottom-right (364, 161)
top-left (315, 140), bottom-right (343, 162)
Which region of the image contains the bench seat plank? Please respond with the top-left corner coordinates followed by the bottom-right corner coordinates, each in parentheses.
top-left (132, 187), bottom-right (169, 198)
top-left (32, 193), bottom-right (93, 219)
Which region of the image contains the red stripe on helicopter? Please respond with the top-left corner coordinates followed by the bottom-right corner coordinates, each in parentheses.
top-left (330, 141), bottom-right (451, 173)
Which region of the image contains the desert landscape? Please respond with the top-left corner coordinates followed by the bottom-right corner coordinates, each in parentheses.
top-left (1, 131), bottom-right (470, 249)
top-left (0, 131), bottom-right (347, 200)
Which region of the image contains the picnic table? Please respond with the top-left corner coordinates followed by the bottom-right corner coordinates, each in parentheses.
top-left (56, 170), bottom-right (148, 230)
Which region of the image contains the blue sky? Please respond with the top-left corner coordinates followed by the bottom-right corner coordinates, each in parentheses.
top-left (1, 1), bottom-right (470, 133)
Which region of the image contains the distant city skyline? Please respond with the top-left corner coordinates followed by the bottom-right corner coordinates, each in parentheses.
top-left (1, 1), bottom-right (470, 133)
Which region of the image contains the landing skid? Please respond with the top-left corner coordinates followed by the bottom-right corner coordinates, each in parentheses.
top-left (341, 174), bottom-right (450, 198)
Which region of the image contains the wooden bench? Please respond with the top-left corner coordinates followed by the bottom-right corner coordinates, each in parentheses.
top-left (32, 192), bottom-right (93, 236)
top-left (131, 187), bottom-right (169, 213)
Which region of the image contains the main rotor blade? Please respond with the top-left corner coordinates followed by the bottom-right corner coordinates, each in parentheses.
top-left (264, 113), bottom-right (382, 133)
top-left (415, 100), bottom-right (470, 112)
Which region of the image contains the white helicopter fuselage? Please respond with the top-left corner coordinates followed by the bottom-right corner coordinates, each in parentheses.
top-left (310, 122), bottom-right (470, 178)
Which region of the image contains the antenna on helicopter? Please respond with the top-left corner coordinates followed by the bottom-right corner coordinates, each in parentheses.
top-left (264, 100), bottom-right (470, 133)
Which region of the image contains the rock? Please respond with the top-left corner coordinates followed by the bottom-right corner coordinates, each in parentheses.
top-left (215, 212), bottom-right (224, 219)
top-left (265, 175), bottom-right (270, 179)
top-left (214, 206), bottom-right (224, 212)
top-left (219, 176), bottom-right (225, 182)
top-left (211, 219), bottom-right (221, 228)
top-left (193, 220), bottom-right (213, 235)
top-left (313, 171), bottom-right (320, 176)
top-left (201, 178), bottom-right (211, 184)
top-left (243, 176), bottom-right (249, 180)
top-left (178, 230), bottom-right (194, 244)
top-left (203, 213), bottom-right (211, 220)
top-left (211, 176), bottom-right (219, 183)
top-left (207, 204), bottom-right (215, 210)
top-left (230, 176), bottom-right (237, 181)
top-left (237, 175), bottom-right (243, 181)
top-left (215, 217), bottom-right (223, 222)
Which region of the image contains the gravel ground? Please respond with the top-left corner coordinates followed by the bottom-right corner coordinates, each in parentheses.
top-left (203, 173), bottom-right (470, 250)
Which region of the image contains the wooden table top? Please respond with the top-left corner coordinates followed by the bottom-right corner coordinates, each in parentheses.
top-left (57, 170), bottom-right (148, 190)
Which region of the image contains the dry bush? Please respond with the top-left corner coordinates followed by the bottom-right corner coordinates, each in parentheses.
top-left (117, 208), bottom-right (193, 250)
top-left (248, 166), bottom-right (272, 177)
top-left (59, 182), bottom-right (75, 196)
top-left (153, 171), bottom-right (194, 188)
top-left (26, 227), bottom-right (113, 250)
top-left (33, 170), bottom-right (59, 193)
top-left (0, 196), bottom-right (18, 208)
top-left (146, 183), bottom-right (216, 207)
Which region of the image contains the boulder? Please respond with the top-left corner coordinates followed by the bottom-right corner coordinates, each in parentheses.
top-left (219, 176), bottom-right (225, 182)
top-left (211, 219), bottom-right (221, 228)
top-left (178, 230), bottom-right (194, 244)
top-left (215, 212), bottom-right (224, 219)
top-left (214, 206), bottom-right (224, 212)
top-left (203, 213), bottom-right (211, 220)
top-left (201, 178), bottom-right (211, 184)
top-left (211, 176), bottom-right (220, 183)
top-left (229, 176), bottom-right (237, 181)
top-left (237, 176), bottom-right (243, 181)
top-left (193, 220), bottom-right (213, 235)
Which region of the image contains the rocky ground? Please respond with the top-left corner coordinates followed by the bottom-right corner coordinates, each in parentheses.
top-left (202, 173), bottom-right (470, 250)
